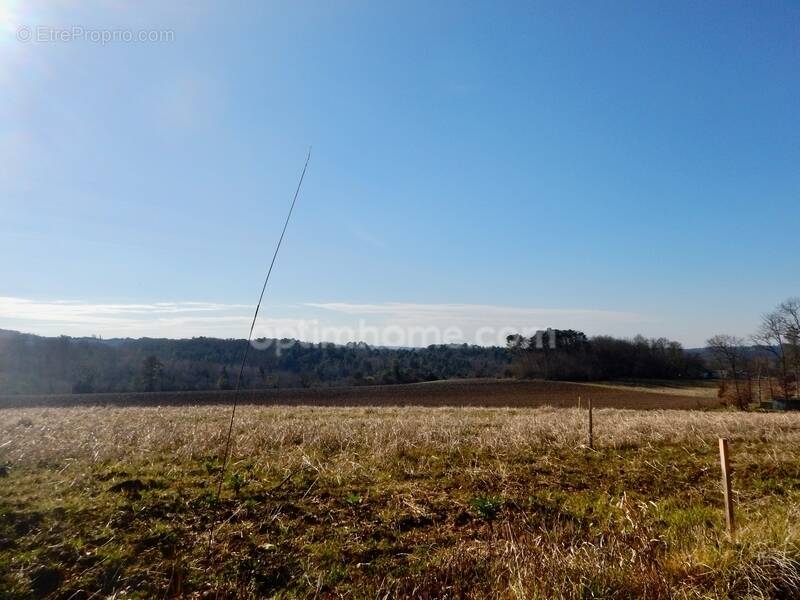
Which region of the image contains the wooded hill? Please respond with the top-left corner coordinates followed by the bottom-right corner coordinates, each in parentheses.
top-left (0, 329), bottom-right (707, 395)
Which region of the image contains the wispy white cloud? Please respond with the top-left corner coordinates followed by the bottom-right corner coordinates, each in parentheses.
top-left (0, 296), bottom-right (252, 338)
top-left (0, 297), bottom-right (653, 346)
top-left (299, 302), bottom-right (652, 346)
top-left (306, 302), bottom-right (643, 324)
top-left (0, 297), bottom-right (248, 321)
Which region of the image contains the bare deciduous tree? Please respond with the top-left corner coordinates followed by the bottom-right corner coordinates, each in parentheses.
top-left (779, 298), bottom-right (800, 399)
top-left (752, 310), bottom-right (790, 399)
top-left (707, 334), bottom-right (747, 409)
top-left (752, 298), bottom-right (800, 400)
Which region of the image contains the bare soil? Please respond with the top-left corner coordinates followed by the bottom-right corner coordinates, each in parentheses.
top-left (0, 378), bottom-right (720, 409)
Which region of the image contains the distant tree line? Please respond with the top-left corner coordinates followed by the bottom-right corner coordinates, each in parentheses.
top-left (0, 330), bottom-right (511, 394)
top-left (0, 325), bottom-right (734, 396)
top-left (505, 329), bottom-right (705, 381)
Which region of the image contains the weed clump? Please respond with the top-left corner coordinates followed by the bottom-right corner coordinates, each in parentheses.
top-left (470, 495), bottom-right (503, 521)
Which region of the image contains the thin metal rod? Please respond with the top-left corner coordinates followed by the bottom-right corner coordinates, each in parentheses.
top-left (207, 148), bottom-right (311, 551)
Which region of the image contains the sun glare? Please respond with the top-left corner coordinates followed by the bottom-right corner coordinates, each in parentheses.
top-left (0, 0), bottom-right (22, 35)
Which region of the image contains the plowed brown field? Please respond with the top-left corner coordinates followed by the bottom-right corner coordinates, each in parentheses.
top-left (0, 378), bottom-right (719, 409)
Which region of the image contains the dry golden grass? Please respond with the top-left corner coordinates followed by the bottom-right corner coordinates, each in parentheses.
top-left (1, 405), bottom-right (800, 599)
top-left (4, 405), bottom-right (798, 465)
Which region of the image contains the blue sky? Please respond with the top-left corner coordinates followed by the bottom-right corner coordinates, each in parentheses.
top-left (1, 1), bottom-right (798, 347)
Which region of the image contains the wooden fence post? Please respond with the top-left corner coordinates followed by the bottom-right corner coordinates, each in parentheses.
top-left (587, 397), bottom-right (593, 450)
top-left (719, 438), bottom-right (735, 537)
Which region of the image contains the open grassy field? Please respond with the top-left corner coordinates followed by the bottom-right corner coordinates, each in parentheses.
top-left (2, 403), bottom-right (800, 598)
top-left (573, 379), bottom-right (719, 399)
top-left (0, 378), bottom-right (720, 410)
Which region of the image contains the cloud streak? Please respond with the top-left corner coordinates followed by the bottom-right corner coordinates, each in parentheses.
top-left (295, 302), bottom-right (651, 347)
top-left (306, 302), bottom-right (644, 324)
top-left (0, 296), bottom-right (252, 338)
top-left (0, 297), bottom-right (653, 345)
